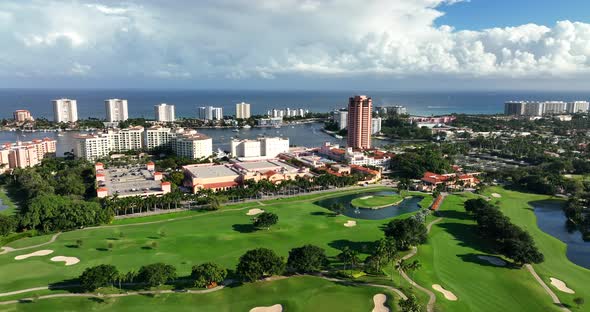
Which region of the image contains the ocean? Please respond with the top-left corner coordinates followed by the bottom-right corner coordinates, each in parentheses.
top-left (2, 89), bottom-right (590, 120)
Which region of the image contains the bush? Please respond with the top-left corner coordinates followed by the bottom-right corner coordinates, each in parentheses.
top-left (236, 248), bottom-right (285, 282)
top-left (287, 245), bottom-right (328, 273)
top-left (137, 263), bottom-right (177, 287)
top-left (79, 264), bottom-right (119, 292)
top-left (191, 262), bottom-right (227, 288)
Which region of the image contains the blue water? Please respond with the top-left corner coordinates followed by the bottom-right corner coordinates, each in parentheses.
top-left (3, 89), bottom-right (590, 120)
top-left (533, 200), bottom-right (590, 269)
top-left (315, 190), bottom-right (422, 220)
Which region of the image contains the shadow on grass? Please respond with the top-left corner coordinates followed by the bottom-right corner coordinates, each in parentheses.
top-left (436, 209), bottom-right (472, 221)
top-left (65, 244), bottom-right (80, 248)
top-left (328, 239), bottom-right (376, 254)
top-left (147, 236), bottom-right (160, 240)
top-left (232, 224), bottom-right (257, 233)
top-left (106, 237), bottom-right (120, 241)
top-left (96, 247), bottom-right (109, 252)
top-left (310, 211), bottom-right (337, 217)
top-left (457, 253), bottom-right (518, 270)
top-left (437, 222), bottom-right (497, 255)
top-left (88, 297), bottom-right (107, 304)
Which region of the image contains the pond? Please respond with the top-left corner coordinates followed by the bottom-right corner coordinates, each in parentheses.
top-left (0, 198), bottom-right (7, 212)
top-left (532, 200), bottom-right (590, 269)
top-left (315, 191), bottom-right (422, 220)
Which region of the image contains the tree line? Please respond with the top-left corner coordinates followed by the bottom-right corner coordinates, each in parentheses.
top-left (464, 198), bottom-right (544, 265)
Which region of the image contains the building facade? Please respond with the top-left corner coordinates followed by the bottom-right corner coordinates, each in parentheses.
top-left (105, 99), bottom-right (129, 122)
top-left (0, 138), bottom-right (56, 172)
top-left (347, 95), bottom-right (372, 149)
top-left (52, 98), bottom-right (78, 123)
top-left (154, 103), bottom-right (175, 122)
top-left (13, 110), bottom-right (34, 123)
top-left (371, 117), bottom-right (382, 135)
top-left (172, 132), bottom-right (213, 159)
top-left (231, 137), bottom-right (289, 160)
top-left (333, 110), bottom-right (348, 130)
top-left (566, 101), bottom-right (590, 113)
top-left (198, 106), bottom-right (223, 120)
top-left (236, 102), bottom-right (251, 119)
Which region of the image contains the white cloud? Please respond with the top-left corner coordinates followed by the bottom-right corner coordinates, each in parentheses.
top-left (1, 0), bottom-right (590, 84)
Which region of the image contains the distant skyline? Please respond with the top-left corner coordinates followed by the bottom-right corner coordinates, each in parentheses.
top-left (1, 1), bottom-right (590, 91)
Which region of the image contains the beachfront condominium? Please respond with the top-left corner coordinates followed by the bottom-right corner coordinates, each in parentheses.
top-left (567, 101), bottom-right (590, 113)
top-left (0, 138), bottom-right (56, 172)
top-left (372, 117), bottom-right (382, 135)
top-left (52, 98), bottom-right (78, 123)
top-left (105, 99), bottom-right (129, 122)
top-left (236, 102), bottom-right (251, 119)
top-left (333, 110), bottom-right (348, 130)
top-left (230, 137), bottom-right (289, 160)
top-left (13, 110), bottom-right (34, 123)
top-left (154, 103), bottom-right (175, 122)
top-left (505, 100), bottom-right (585, 116)
top-left (198, 106), bottom-right (223, 120)
top-left (347, 95), bottom-right (372, 149)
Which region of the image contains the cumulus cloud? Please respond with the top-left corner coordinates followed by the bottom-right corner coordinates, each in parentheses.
top-left (0, 0), bottom-right (590, 84)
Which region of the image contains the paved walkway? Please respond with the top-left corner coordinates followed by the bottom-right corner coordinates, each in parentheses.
top-left (0, 233), bottom-right (62, 255)
top-left (525, 264), bottom-right (571, 312)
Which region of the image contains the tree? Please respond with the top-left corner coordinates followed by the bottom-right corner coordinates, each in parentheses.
top-left (253, 212), bottom-right (278, 230)
top-left (287, 245), bottom-right (328, 273)
top-left (79, 264), bottom-right (119, 292)
top-left (399, 294), bottom-right (422, 312)
top-left (137, 263), bottom-right (177, 287)
top-left (383, 218), bottom-right (427, 250)
top-left (0, 215), bottom-right (17, 236)
top-left (236, 248), bottom-right (285, 282)
top-left (329, 202), bottom-right (345, 215)
top-left (191, 262), bottom-right (227, 288)
top-left (405, 260), bottom-right (422, 287)
top-left (337, 246), bottom-right (360, 272)
top-left (574, 297), bottom-right (585, 309)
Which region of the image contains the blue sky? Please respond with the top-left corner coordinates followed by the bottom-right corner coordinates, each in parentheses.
top-left (438, 0), bottom-right (590, 30)
top-left (1, 0), bottom-right (590, 90)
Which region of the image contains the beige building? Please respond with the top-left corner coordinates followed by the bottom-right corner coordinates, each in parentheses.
top-left (172, 132), bottom-right (213, 159)
top-left (236, 102), bottom-right (251, 119)
top-left (13, 110), bottom-right (34, 123)
top-left (0, 138), bottom-right (57, 172)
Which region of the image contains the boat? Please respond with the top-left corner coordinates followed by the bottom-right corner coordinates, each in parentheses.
top-left (243, 125), bottom-right (251, 129)
top-left (232, 129), bottom-right (240, 132)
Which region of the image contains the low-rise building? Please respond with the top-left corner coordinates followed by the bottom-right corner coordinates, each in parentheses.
top-left (231, 137), bottom-right (289, 160)
top-left (183, 164), bottom-right (241, 193)
top-left (95, 162), bottom-right (171, 198)
top-left (418, 171), bottom-right (480, 191)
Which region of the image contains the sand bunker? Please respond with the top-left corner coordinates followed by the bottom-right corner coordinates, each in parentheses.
top-left (550, 278), bottom-right (575, 294)
top-left (432, 284), bottom-right (458, 301)
top-left (359, 196), bottom-right (373, 200)
top-left (491, 193), bottom-right (502, 198)
top-left (344, 220), bottom-right (357, 227)
top-left (247, 208), bottom-right (265, 216)
top-left (478, 255), bottom-right (507, 266)
top-left (14, 250), bottom-right (54, 260)
top-left (372, 294), bottom-right (389, 312)
top-left (50, 256), bottom-right (80, 266)
top-left (249, 304), bottom-right (283, 312)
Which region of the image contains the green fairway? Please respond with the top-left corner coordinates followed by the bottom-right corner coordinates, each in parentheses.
top-left (484, 187), bottom-right (590, 310)
top-left (0, 186), bottom-right (18, 216)
top-left (412, 193), bottom-right (563, 312)
top-left (0, 189), bottom-right (395, 296)
top-left (0, 276), bottom-right (396, 312)
top-left (351, 194), bottom-right (403, 208)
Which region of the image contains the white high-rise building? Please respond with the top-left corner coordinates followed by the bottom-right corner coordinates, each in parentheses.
top-left (154, 103), bottom-right (175, 122)
top-left (198, 106), bottom-right (223, 120)
top-left (524, 102), bottom-right (544, 116)
top-left (566, 101), bottom-right (590, 113)
top-left (333, 110), bottom-right (348, 130)
top-left (53, 99), bottom-right (78, 123)
top-left (105, 99), bottom-right (128, 122)
top-left (74, 134), bottom-right (111, 160)
top-left (230, 137), bottom-right (289, 160)
top-left (172, 131), bottom-right (213, 159)
top-left (372, 117), bottom-right (382, 135)
top-left (236, 102), bottom-right (251, 119)
top-left (543, 101), bottom-right (567, 114)
top-left (144, 127), bottom-right (174, 150)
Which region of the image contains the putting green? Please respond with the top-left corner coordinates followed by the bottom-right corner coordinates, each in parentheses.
top-left (351, 195), bottom-right (403, 208)
top-left (412, 193), bottom-right (564, 312)
top-left (1, 276), bottom-right (396, 312)
top-left (485, 187), bottom-right (590, 310)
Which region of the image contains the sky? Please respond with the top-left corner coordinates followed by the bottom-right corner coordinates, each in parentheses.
top-left (1, 0), bottom-right (590, 91)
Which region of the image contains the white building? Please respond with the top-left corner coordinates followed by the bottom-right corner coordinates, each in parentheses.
top-left (267, 108), bottom-right (308, 118)
top-left (172, 131), bottom-right (213, 159)
top-left (333, 110), bottom-right (348, 130)
top-left (543, 101), bottom-right (567, 114)
top-left (372, 117), bottom-right (382, 134)
top-left (154, 103), bottom-right (176, 122)
top-left (198, 106), bottom-right (223, 120)
top-left (524, 102), bottom-right (544, 116)
top-left (567, 101), bottom-right (590, 113)
top-left (231, 137), bottom-right (289, 160)
top-left (144, 126), bottom-right (173, 150)
top-left (236, 102), bottom-right (251, 119)
top-left (52, 99), bottom-right (78, 123)
top-left (107, 127), bottom-right (144, 152)
top-left (74, 134), bottom-right (111, 160)
top-left (105, 99), bottom-right (129, 122)
top-left (257, 117), bottom-right (283, 127)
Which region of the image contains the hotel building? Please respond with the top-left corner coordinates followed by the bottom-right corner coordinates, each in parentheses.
top-left (347, 95), bottom-right (372, 149)
top-left (53, 98), bottom-right (78, 123)
top-left (230, 137), bottom-right (289, 160)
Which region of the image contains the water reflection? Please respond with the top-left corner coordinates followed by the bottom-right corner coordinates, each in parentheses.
top-left (315, 191), bottom-right (422, 220)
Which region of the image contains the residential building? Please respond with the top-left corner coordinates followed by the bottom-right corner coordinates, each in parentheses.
top-left (172, 131), bottom-right (213, 159)
top-left (504, 101), bottom-right (526, 115)
top-left (566, 101), bottom-right (590, 113)
top-left (524, 102), bottom-right (544, 116)
top-left (231, 137), bottom-right (289, 160)
top-left (376, 105), bottom-right (407, 115)
top-left (74, 133), bottom-right (111, 160)
top-left (52, 98), bottom-right (78, 123)
top-left (154, 103), bottom-right (175, 122)
top-left (107, 127), bottom-right (144, 152)
top-left (105, 99), bottom-right (129, 122)
top-left (333, 110), bottom-right (348, 130)
top-left (236, 102), bottom-right (251, 119)
top-left (543, 101), bottom-right (567, 114)
top-left (0, 138), bottom-right (56, 171)
top-left (267, 108), bottom-right (308, 118)
top-left (257, 117), bottom-right (283, 127)
top-left (347, 95), bottom-right (372, 149)
top-left (372, 117), bottom-right (382, 135)
top-left (13, 110), bottom-right (34, 123)
top-left (144, 126), bottom-right (173, 150)
top-left (198, 106), bottom-right (223, 120)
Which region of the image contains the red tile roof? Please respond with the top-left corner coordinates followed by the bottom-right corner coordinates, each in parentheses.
top-left (97, 187), bottom-right (108, 192)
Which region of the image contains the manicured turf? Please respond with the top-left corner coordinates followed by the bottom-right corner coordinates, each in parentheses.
top-left (0, 276), bottom-right (395, 312)
top-left (485, 187), bottom-right (590, 310)
top-left (0, 189), bottom-right (394, 295)
top-left (351, 194), bottom-right (403, 208)
top-left (413, 192), bottom-right (563, 312)
top-left (0, 186), bottom-right (18, 216)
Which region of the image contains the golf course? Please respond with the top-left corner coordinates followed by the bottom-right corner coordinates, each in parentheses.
top-left (351, 194), bottom-right (404, 208)
top-left (0, 185), bottom-right (589, 311)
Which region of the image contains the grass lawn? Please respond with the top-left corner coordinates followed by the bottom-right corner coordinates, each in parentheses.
top-left (0, 276), bottom-right (396, 312)
top-left (485, 187), bottom-right (590, 310)
top-left (0, 189), bottom-right (399, 297)
top-left (413, 192), bottom-right (563, 312)
top-left (351, 194), bottom-right (403, 208)
top-left (0, 186), bottom-right (18, 216)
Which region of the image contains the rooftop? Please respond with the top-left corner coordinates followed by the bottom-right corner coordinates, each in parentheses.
top-left (184, 164), bottom-right (240, 179)
top-left (233, 159), bottom-right (299, 172)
